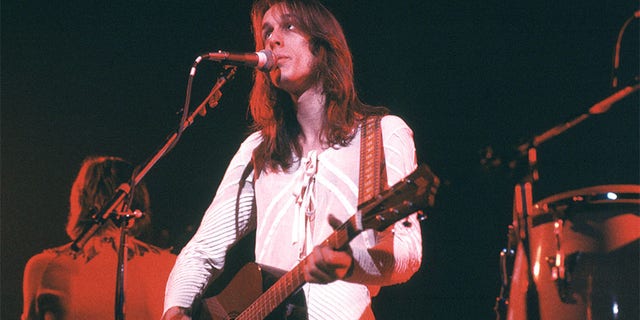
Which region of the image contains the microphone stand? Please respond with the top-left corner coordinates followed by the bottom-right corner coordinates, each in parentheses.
top-left (115, 209), bottom-right (142, 320)
top-left (70, 63), bottom-right (238, 320)
top-left (116, 219), bottom-right (128, 320)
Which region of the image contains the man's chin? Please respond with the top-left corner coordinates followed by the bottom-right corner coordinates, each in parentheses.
top-left (269, 69), bottom-right (281, 86)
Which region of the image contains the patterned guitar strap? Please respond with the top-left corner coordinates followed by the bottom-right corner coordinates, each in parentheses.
top-left (358, 116), bottom-right (388, 205)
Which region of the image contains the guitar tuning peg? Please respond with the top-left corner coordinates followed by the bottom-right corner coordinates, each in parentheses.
top-left (375, 214), bottom-right (386, 222)
top-left (417, 210), bottom-right (427, 221)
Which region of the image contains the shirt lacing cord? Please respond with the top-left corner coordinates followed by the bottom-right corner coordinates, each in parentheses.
top-left (292, 150), bottom-right (319, 260)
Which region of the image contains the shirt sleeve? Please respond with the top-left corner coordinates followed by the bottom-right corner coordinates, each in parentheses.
top-left (347, 115), bottom-right (423, 286)
top-left (163, 133), bottom-right (261, 313)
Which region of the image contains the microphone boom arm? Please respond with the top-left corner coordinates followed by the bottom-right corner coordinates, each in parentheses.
top-left (70, 64), bottom-right (238, 252)
top-left (481, 84), bottom-right (639, 183)
top-left (518, 83), bottom-right (639, 153)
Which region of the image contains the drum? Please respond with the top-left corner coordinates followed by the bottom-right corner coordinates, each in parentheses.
top-left (507, 185), bottom-right (640, 320)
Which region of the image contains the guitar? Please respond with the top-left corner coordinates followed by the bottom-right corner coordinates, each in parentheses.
top-left (194, 164), bottom-right (439, 320)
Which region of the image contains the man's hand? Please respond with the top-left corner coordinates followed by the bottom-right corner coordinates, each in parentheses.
top-left (304, 245), bottom-right (354, 283)
top-left (303, 214), bottom-right (354, 284)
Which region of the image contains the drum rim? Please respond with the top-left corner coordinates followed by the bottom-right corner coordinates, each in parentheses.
top-left (535, 184), bottom-right (640, 208)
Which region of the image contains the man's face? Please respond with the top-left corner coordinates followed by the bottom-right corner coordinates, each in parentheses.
top-left (261, 4), bottom-right (317, 96)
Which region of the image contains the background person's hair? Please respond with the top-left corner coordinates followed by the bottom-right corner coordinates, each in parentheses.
top-left (249, 0), bottom-right (387, 173)
top-left (66, 156), bottom-right (152, 240)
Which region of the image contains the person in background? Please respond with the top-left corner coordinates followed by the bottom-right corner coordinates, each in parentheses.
top-left (22, 155), bottom-right (176, 319)
top-left (163, 0), bottom-right (426, 319)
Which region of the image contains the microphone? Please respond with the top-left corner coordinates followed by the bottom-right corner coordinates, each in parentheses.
top-left (611, 11), bottom-right (640, 88)
top-left (199, 50), bottom-right (275, 72)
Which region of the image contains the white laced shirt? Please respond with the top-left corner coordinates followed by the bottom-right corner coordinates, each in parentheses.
top-left (164, 115), bottom-right (422, 319)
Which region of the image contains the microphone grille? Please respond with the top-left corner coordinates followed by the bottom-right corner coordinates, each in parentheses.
top-left (257, 50), bottom-right (276, 71)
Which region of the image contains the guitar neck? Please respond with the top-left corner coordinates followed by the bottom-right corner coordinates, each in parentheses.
top-left (236, 215), bottom-right (361, 320)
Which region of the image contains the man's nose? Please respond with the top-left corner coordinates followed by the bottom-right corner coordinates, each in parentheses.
top-left (267, 30), bottom-right (282, 49)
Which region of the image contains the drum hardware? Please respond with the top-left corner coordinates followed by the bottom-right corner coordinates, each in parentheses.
top-left (546, 250), bottom-right (584, 305)
top-left (489, 11), bottom-right (639, 318)
top-left (494, 225), bottom-right (517, 319)
top-left (544, 217), bottom-right (580, 304)
top-left (514, 182), bottom-right (535, 241)
top-left (550, 219), bottom-right (563, 279)
top-left (495, 182), bottom-right (536, 320)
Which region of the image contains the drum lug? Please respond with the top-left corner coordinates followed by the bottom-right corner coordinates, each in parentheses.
top-left (547, 252), bottom-right (581, 304)
top-left (547, 218), bottom-right (580, 304)
top-left (550, 219), bottom-right (565, 279)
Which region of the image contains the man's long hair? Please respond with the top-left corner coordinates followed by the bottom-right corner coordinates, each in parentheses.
top-left (249, 0), bottom-right (387, 174)
top-left (66, 156), bottom-right (152, 240)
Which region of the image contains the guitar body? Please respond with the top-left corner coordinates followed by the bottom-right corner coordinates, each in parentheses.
top-left (194, 262), bottom-right (307, 320)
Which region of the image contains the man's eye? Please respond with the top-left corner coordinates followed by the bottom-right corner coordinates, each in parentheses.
top-left (286, 24), bottom-right (295, 30)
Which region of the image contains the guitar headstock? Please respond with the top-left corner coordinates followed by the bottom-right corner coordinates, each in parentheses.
top-left (358, 164), bottom-right (440, 232)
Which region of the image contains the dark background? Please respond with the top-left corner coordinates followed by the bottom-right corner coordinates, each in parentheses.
top-left (2, 1), bottom-right (638, 319)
